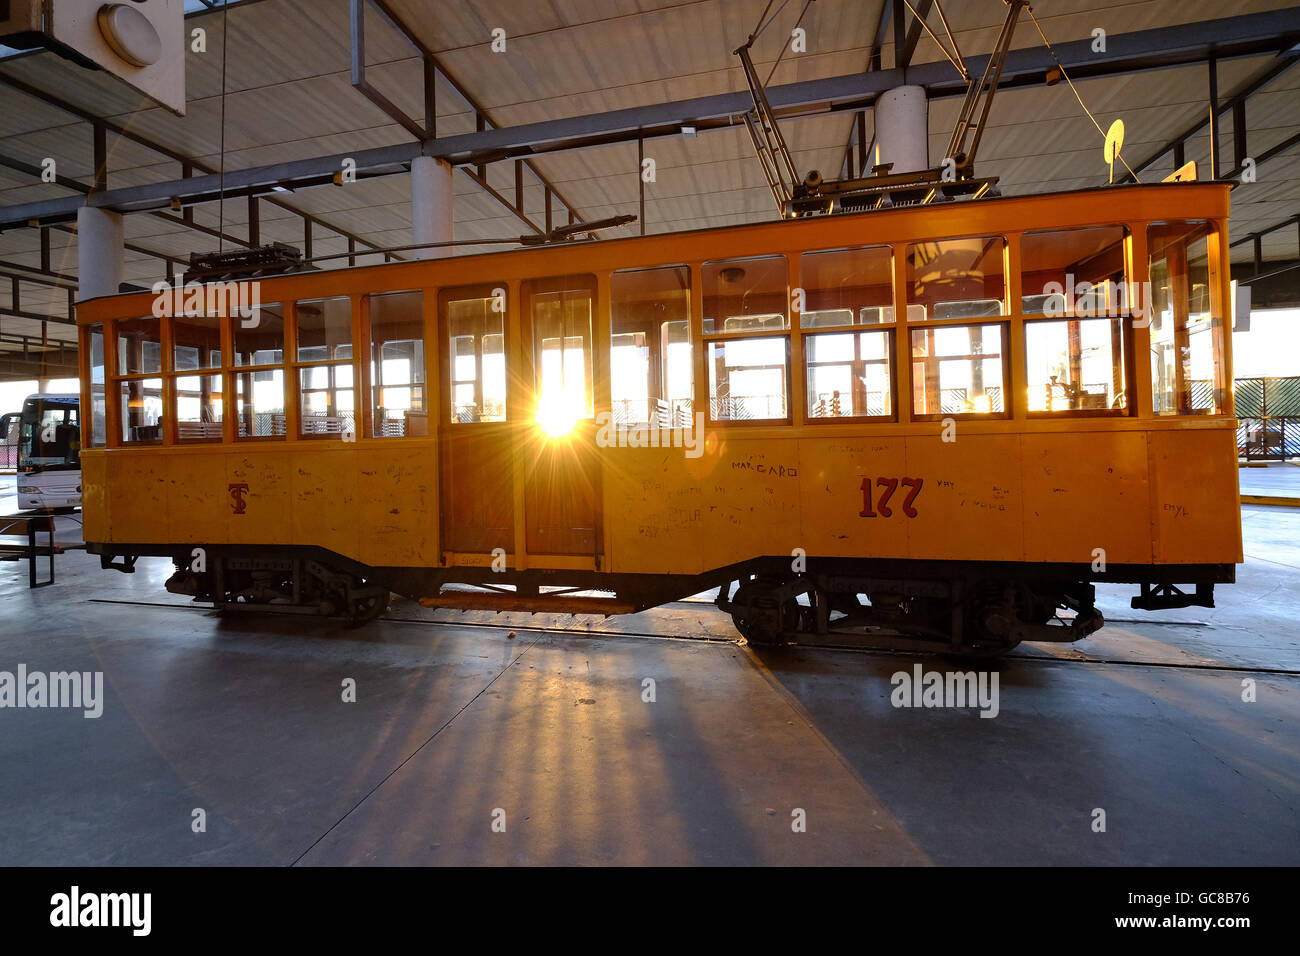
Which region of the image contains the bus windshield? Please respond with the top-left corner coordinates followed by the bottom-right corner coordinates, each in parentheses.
top-left (18, 395), bottom-right (80, 473)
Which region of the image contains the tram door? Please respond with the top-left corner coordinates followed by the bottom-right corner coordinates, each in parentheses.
top-left (439, 286), bottom-right (515, 554)
top-left (523, 276), bottom-right (601, 557)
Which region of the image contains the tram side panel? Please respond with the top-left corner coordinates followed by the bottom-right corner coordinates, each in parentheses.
top-left (1018, 430), bottom-right (1152, 565)
top-left (599, 426), bottom-right (1238, 577)
top-left (1147, 426), bottom-right (1243, 565)
top-left (84, 443), bottom-right (440, 568)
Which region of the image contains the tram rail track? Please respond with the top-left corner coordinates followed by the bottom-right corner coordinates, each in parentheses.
top-left (87, 597), bottom-right (1300, 677)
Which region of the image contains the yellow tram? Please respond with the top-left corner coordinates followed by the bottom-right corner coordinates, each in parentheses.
top-left (75, 181), bottom-right (1241, 654)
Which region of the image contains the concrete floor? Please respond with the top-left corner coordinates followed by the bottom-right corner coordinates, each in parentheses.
top-left (1, 475), bottom-right (1297, 866)
top-left (1238, 460), bottom-right (1300, 499)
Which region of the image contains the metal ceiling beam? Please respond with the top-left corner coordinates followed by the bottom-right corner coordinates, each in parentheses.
top-left (0, 148), bottom-right (255, 249)
top-left (349, 0), bottom-right (585, 236)
top-left (1120, 52), bottom-right (1299, 184)
top-left (1, 6), bottom-right (1298, 231)
top-left (0, 66), bottom-right (394, 258)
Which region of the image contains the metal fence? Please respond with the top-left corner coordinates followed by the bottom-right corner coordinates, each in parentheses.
top-left (1236, 377), bottom-right (1300, 461)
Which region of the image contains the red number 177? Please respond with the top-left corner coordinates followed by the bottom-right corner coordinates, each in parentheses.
top-left (860, 476), bottom-right (923, 518)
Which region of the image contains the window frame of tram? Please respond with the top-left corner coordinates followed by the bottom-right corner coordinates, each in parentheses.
top-left (112, 315), bottom-right (165, 444)
top-left (231, 301), bottom-right (288, 440)
top-left (798, 245), bottom-right (896, 422)
top-left (1147, 220), bottom-right (1225, 416)
top-left (702, 254), bottom-right (791, 424)
top-left (442, 284), bottom-right (509, 425)
top-left (171, 307), bottom-right (225, 442)
top-left (609, 265), bottom-right (694, 428)
top-left (1020, 224), bottom-right (1131, 418)
top-left (84, 323), bottom-right (108, 448)
top-left (905, 235), bottom-right (1011, 420)
top-left (294, 295), bottom-right (356, 440)
top-left (525, 275), bottom-right (598, 430)
top-left (368, 289), bottom-right (427, 438)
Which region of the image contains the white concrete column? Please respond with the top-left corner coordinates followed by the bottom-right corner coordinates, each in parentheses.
top-left (76, 206), bottom-right (124, 301)
top-left (410, 155), bottom-right (454, 260)
top-left (872, 85), bottom-right (929, 175)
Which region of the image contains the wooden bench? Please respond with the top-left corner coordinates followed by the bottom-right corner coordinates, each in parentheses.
top-left (0, 513), bottom-right (59, 588)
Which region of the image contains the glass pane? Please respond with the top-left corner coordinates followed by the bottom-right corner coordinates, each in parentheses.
top-left (233, 302), bottom-right (285, 366)
top-left (116, 316), bottom-right (162, 375)
top-left (806, 330), bottom-right (892, 418)
top-left (906, 237), bottom-right (1005, 320)
top-left (233, 368), bottom-right (285, 437)
top-left (703, 255), bottom-right (788, 333)
top-left (1025, 319), bottom-right (1126, 412)
top-left (299, 365), bottom-right (355, 437)
top-left (532, 281), bottom-right (594, 432)
top-left (447, 294), bottom-right (507, 423)
top-left (610, 266), bottom-right (693, 427)
top-left (1021, 225), bottom-right (1127, 316)
top-left (296, 296), bottom-right (352, 361)
top-left (800, 246), bottom-right (893, 328)
top-left (1149, 222), bottom-right (1220, 415)
top-left (910, 324), bottom-right (1005, 415)
top-left (22, 397), bottom-right (80, 468)
top-left (119, 378), bottom-right (164, 442)
top-left (708, 337), bottom-right (787, 420)
top-left (88, 325), bottom-right (107, 447)
top-left (173, 312), bottom-right (222, 370)
top-left (370, 290), bottom-right (425, 437)
top-left (176, 374), bottom-right (224, 440)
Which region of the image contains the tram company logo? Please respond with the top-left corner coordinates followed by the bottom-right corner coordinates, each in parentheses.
top-left (890, 664), bottom-right (999, 718)
top-left (595, 410), bottom-right (706, 459)
top-left (0, 665), bottom-right (104, 718)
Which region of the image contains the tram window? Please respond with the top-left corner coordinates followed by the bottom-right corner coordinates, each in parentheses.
top-left (369, 290), bottom-right (426, 437)
top-left (119, 378), bottom-right (164, 443)
top-left (299, 363), bottom-right (355, 438)
top-left (799, 246), bottom-right (893, 328)
top-left (232, 302), bottom-right (285, 366)
top-left (529, 277), bottom-right (595, 431)
top-left (910, 324), bottom-right (1006, 416)
top-left (708, 337), bottom-right (788, 421)
top-left (447, 293), bottom-right (507, 423)
top-left (610, 266), bottom-right (693, 427)
top-left (296, 296), bottom-right (352, 362)
top-left (1025, 318), bottom-right (1126, 413)
top-left (1149, 222), bottom-right (1221, 415)
top-left (173, 312), bottom-right (222, 371)
top-left (176, 374), bottom-right (224, 440)
top-left (87, 325), bottom-right (107, 447)
top-left (703, 255), bottom-right (788, 333)
top-left (234, 369), bottom-right (286, 438)
top-left (116, 317), bottom-right (162, 376)
top-left (906, 236), bottom-right (1005, 320)
top-left (1021, 225), bottom-right (1127, 316)
top-left (805, 329), bottom-right (892, 419)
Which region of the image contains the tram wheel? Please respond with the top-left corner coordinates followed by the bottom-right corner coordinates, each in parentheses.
top-left (730, 578), bottom-right (802, 647)
top-left (345, 592), bottom-right (389, 626)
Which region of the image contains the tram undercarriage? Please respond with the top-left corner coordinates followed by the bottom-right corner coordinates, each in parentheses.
top-left (92, 544), bottom-right (1230, 657)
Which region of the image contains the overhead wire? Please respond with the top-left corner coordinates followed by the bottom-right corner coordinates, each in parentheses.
top-left (1025, 4), bottom-right (1141, 183)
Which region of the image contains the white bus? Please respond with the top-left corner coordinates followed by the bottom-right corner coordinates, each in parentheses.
top-left (16, 393), bottom-right (81, 510)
